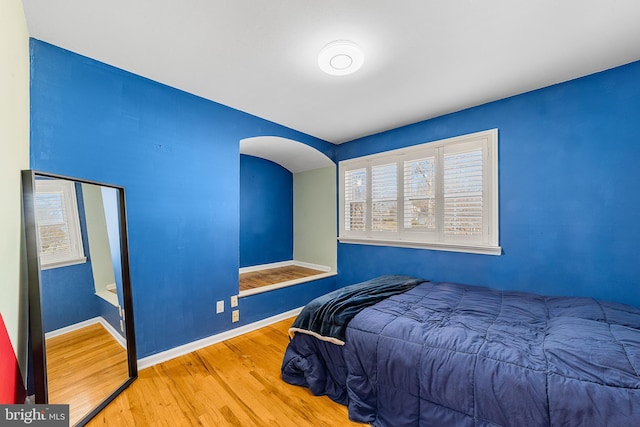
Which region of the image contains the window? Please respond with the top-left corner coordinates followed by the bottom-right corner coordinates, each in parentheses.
top-left (34, 179), bottom-right (87, 269)
top-left (339, 129), bottom-right (500, 255)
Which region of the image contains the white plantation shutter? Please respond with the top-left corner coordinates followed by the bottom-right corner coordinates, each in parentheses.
top-left (35, 179), bottom-right (86, 269)
top-left (404, 157), bottom-right (436, 231)
top-left (339, 129), bottom-right (499, 255)
top-left (36, 192), bottom-right (72, 254)
top-left (372, 163), bottom-right (398, 232)
top-left (444, 149), bottom-right (483, 236)
top-left (344, 168), bottom-right (367, 231)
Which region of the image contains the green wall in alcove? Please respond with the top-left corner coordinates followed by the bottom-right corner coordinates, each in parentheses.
top-left (294, 166), bottom-right (337, 271)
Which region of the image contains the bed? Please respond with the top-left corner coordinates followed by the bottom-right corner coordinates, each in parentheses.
top-left (281, 275), bottom-right (640, 426)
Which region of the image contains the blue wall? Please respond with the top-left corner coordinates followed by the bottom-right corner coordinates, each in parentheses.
top-left (29, 40), bottom-right (337, 357)
top-left (336, 60), bottom-right (640, 308)
top-left (240, 155), bottom-right (293, 267)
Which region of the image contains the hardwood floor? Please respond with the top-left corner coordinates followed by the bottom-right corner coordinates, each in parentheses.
top-left (87, 318), bottom-right (366, 426)
top-left (46, 322), bottom-right (129, 426)
top-left (240, 265), bottom-right (326, 292)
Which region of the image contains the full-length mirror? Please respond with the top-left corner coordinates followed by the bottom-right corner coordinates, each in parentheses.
top-left (22, 170), bottom-right (137, 426)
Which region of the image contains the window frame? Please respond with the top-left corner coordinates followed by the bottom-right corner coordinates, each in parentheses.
top-left (338, 129), bottom-right (501, 255)
top-left (34, 178), bottom-right (87, 269)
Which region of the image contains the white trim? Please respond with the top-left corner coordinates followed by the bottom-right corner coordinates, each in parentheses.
top-left (98, 316), bottom-right (127, 349)
top-left (239, 260), bottom-right (332, 274)
top-left (40, 256), bottom-right (87, 270)
top-left (45, 317), bottom-right (99, 339)
top-left (239, 271), bottom-right (337, 297)
top-left (239, 260), bottom-right (294, 274)
top-left (137, 307), bottom-right (303, 370)
top-left (338, 237), bottom-right (502, 255)
top-left (339, 129), bottom-right (500, 254)
top-left (35, 179), bottom-right (87, 269)
top-left (45, 316), bottom-right (126, 349)
top-left (292, 260), bottom-right (331, 272)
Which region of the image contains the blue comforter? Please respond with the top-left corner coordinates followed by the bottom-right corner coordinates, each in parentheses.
top-left (288, 275), bottom-right (425, 345)
top-left (282, 280), bottom-right (640, 426)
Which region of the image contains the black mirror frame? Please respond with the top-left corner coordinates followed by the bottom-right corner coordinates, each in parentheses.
top-left (21, 170), bottom-right (137, 426)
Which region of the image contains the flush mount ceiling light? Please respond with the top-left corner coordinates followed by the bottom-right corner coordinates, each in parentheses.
top-left (318, 40), bottom-right (364, 76)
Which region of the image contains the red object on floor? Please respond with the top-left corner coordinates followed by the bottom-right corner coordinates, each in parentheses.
top-left (0, 313), bottom-right (26, 404)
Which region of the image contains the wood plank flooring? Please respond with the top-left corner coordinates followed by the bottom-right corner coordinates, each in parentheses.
top-left (239, 265), bottom-right (326, 292)
top-left (46, 323), bottom-right (129, 426)
top-left (87, 318), bottom-right (366, 426)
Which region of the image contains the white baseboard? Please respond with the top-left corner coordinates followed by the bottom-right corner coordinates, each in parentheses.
top-left (239, 260), bottom-right (294, 274)
top-left (292, 260), bottom-right (331, 272)
top-left (137, 307), bottom-right (303, 370)
top-left (45, 316), bottom-right (126, 349)
top-left (99, 317), bottom-right (127, 349)
top-left (45, 318), bottom-right (100, 339)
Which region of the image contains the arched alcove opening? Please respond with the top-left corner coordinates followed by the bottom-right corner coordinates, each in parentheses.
top-left (239, 137), bottom-right (337, 295)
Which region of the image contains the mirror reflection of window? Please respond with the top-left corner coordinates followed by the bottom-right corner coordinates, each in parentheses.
top-left (34, 179), bottom-right (86, 269)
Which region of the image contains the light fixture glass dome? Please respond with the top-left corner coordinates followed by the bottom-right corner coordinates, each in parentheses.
top-left (318, 40), bottom-right (364, 76)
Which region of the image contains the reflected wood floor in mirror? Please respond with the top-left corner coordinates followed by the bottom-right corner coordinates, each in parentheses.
top-left (240, 265), bottom-right (326, 292)
top-left (46, 323), bottom-right (128, 426)
top-left (87, 318), bottom-right (366, 427)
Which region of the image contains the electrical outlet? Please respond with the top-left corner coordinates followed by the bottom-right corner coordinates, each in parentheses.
top-left (230, 295), bottom-right (238, 308)
top-left (119, 319), bottom-right (124, 333)
top-left (216, 300), bottom-right (224, 314)
top-left (232, 310), bottom-right (239, 323)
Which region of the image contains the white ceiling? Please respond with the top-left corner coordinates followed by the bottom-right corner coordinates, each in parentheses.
top-left (240, 136), bottom-right (334, 173)
top-left (22, 0), bottom-right (640, 144)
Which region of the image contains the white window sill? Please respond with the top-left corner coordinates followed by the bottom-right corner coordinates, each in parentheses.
top-left (338, 237), bottom-right (502, 256)
top-left (96, 290), bottom-right (119, 307)
top-left (239, 271), bottom-right (337, 297)
top-left (40, 256), bottom-right (87, 270)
